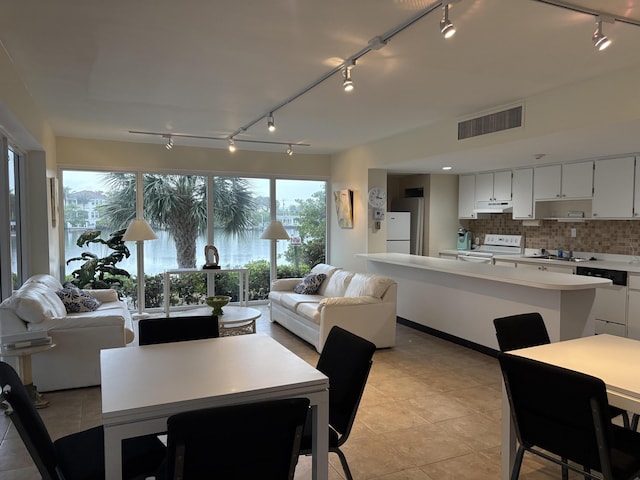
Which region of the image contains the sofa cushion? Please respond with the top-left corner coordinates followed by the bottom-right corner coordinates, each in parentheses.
top-left (280, 293), bottom-right (325, 312)
top-left (344, 274), bottom-right (395, 299)
top-left (56, 285), bottom-right (102, 313)
top-left (24, 274), bottom-right (64, 291)
top-left (9, 283), bottom-right (67, 323)
top-left (295, 302), bottom-right (322, 325)
top-left (310, 264), bottom-right (341, 296)
top-left (293, 273), bottom-right (326, 295)
top-left (321, 270), bottom-right (354, 298)
top-left (81, 289), bottom-right (119, 303)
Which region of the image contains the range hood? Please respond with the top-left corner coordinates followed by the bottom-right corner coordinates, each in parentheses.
top-left (473, 200), bottom-right (513, 214)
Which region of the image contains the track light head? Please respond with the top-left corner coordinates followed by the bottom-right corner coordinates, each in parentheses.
top-left (286, 144), bottom-right (293, 156)
top-left (440, 4), bottom-right (456, 39)
top-left (163, 135), bottom-right (173, 150)
top-left (228, 138), bottom-right (237, 153)
top-left (592, 18), bottom-right (611, 51)
top-left (343, 61), bottom-right (355, 92)
top-left (267, 113), bottom-right (276, 132)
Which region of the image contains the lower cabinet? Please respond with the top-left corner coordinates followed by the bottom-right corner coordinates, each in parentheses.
top-left (627, 274), bottom-right (640, 340)
top-left (594, 285), bottom-right (627, 338)
top-left (514, 262), bottom-right (575, 274)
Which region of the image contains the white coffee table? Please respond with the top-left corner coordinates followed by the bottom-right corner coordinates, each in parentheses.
top-left (217, 306), bottom-right (261, 336)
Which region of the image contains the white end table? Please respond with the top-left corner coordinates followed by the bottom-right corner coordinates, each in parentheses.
top-left (1, 343), bottom-right (56, 408)
top-left (217, 306), bottom-right (261, 336)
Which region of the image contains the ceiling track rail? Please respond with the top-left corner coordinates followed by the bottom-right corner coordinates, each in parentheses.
top-left (531, 0), bottom-right (640, 27)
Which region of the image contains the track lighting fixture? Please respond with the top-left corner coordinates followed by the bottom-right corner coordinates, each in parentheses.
top-left (164, 135), bottom-right (173, 150)
top-left (267, 113), bottom-right (276, 132)
top-left (440, 4), bottom-right (456, 39)
top-left (592, 17), bottom-right (612, 51)
top-left (343, 61), bottom-right (355, 92)
top-left (228, 138), bottom-right (237, 153)
top-left (286, 144), bottom-right (293, 156)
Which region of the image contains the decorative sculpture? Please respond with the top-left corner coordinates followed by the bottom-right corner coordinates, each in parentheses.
top-left (203, 245), bottom-right (220, 269)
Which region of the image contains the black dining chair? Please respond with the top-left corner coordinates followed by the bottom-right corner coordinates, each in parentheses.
top-left (0, 361), bottom-right (165, 480)
top-left (156, 398), bottom-right (310, 479)
top-left (138, 315), bottom-right (219, 345)
top-left (493, 312), bottom-right (630, 428)
top-left (299, 326), bottom-right (376, 480)
top-left (498, 352), bottom-right (640, 480)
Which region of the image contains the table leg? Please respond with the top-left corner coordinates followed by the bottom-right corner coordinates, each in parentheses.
top-left (311, 390), bottom-right (329, 480)
top-left (501, 380), bottom-right (516, 480)
top-left (16, 354), bottom-right (49, 408)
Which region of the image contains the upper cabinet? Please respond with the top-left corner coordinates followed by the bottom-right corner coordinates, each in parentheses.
top-left (475, 171), bottom-right (512, 203)
top-left (534, 161), bottom-right (593, 200)
top-left (512, 168), bottom-right (534, 219)
top-left (458, 174), bottom-right (476, 219)
top-left (592, 156), bottom-right (636, 218)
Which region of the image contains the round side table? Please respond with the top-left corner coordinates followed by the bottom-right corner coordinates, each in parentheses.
top-left (1, 343), bottom-right (56, 409)
top-left (218, 306), bottom-right (261, 336)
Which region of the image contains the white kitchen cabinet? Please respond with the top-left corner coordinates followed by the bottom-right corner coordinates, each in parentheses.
top-left (592, 156), bottom-right (635, 218)
top-left (458, 174), bottom-right (476, 219)
top-left (476, 171), bottom-right (512, 202)
top-left (593, 285), bottom-right (627, 337)
top-left (634, 158), bottom-right (640, 218)
top-left (627, 274), bottom-right (640, 340)
top-left (534, 161), bottom-right (593, 200)
top-left (512, 168), bottom-right (534, 219)
top-left (494, 260), bottom-right (516, 268)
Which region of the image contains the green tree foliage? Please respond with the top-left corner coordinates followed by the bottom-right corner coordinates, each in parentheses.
top-left (97, 174), bottom-right (257, 268)
top-left (284, 187), bottom-right (326, 268)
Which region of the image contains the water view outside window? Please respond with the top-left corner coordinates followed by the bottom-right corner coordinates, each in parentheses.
top-left (61, 170), bottom-right (327, 310)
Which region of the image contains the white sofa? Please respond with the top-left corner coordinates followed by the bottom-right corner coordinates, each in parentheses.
top-left (269, 264), bottom-right (397, 352)
top-left (0, 274), bottom-right (134, 391)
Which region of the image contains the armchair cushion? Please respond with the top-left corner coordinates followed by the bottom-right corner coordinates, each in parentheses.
top-left (293, 273), bottom-right (326, 294)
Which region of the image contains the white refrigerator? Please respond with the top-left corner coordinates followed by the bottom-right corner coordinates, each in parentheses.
top-left (386, 212), bottom-right (411, 253)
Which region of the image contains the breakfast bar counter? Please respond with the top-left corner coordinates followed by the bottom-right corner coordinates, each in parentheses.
top-left (357, 253), bottom-right (612, 351)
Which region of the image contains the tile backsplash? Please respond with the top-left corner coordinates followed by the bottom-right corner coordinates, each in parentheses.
top-left (460, 215), bottom-right (640, 256)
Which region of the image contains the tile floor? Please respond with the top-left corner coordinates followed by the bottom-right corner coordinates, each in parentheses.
top-left (0, 306), bottom-right (583, 479)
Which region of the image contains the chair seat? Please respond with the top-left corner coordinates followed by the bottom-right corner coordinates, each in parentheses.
top-left (610, 425), bottom-right (640, 479)
top-left (54, 426), bottom-right (166, 480)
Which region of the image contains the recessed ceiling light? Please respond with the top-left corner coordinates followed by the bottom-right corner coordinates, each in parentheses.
top-left (442, 166), bottom-right (453, 171)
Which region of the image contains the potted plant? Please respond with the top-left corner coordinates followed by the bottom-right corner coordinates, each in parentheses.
top-left (66, 229), bottom-right (131, 289)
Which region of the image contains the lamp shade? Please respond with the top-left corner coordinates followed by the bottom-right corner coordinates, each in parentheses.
top-left (260, 221), bottom-right (290, 240)
top-left (122, 218), bottom-right (158, 242)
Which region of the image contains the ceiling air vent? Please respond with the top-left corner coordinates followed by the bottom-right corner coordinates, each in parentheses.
top-left (458, 105), bottom-right (523, 140)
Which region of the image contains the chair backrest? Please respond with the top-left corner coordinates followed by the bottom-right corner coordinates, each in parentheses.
top-left (165, 397), bottom-right (310, 479)
top-left (493, 312), bottom-right (550, 352)
top-left (317, 326), bottom-right (376, 439)
top-left (0, 362), bottom-right (60, 480)
top-left (138, 315), bottom-right (219, 345)
top-left (498, 352), bottom-right (614, 476)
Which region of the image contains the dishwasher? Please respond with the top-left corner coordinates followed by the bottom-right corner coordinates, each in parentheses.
top-left (575, 266), bottom-right (628, 337)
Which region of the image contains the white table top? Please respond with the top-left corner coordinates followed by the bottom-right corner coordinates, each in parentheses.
top-left (101, 334), bottom-right (328, 421)
top-left (357, 253), bottom-right (612, 290)
top-left (512, 334), bottom-right (640, 410)
top-left (217, 306), bottom-right (261, 323)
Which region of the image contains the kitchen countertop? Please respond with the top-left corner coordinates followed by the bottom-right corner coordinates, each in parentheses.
top-left (493, 254), bottom-right (640, 273)
top-left (358, 253), bottom-right (612, 290)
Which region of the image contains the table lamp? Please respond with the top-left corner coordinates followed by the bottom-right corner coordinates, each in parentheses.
top-left (123, 218), bottom-right (158, 319)
top-left (260, 220), bottom-right (290, 284)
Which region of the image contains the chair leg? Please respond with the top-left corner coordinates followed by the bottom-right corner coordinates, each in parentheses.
top-left (511, 446), bottom-right (525, 480)
top-left (333, 447), bottom-right (354, 480)
top-left (632, 413), bottom-right (639, 431)
top-left (621, 411), bottom-right (631, 429)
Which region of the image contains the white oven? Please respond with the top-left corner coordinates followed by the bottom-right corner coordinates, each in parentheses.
top-left (456, 234), bottom-right (523, 264)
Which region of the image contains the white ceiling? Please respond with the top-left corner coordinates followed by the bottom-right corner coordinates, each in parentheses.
top-left (1, 0), bottom-right (639, 173)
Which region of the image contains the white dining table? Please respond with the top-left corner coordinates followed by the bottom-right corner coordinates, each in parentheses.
top-left (501, 334), bottom-right (640, 480)
top-left (101, 334), bottom-right (329, 479)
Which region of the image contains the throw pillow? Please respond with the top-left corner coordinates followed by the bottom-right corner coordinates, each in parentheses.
top-left (56, 284), bottom-right (102, 313)
top-left (293, 273), bottom-right (326, 295)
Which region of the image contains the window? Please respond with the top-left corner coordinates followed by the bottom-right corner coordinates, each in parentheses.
top-left (61, 168), bottom-right (327, 311)
top-left (1, 140), bottom-right (23, 297)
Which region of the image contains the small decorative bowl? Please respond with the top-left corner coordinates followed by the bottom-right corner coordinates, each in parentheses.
top-left (205, 295), bottom-right (231, 316)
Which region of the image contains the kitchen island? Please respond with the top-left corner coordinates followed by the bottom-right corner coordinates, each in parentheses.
top-left (357, 253), bottom-right (612, 351)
